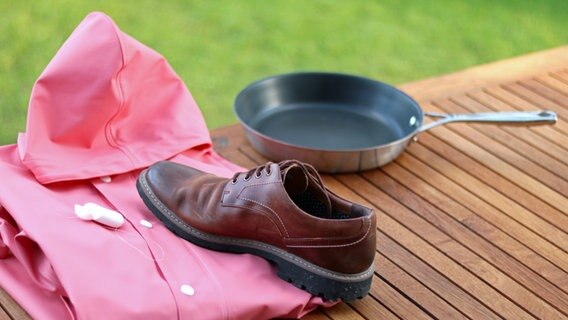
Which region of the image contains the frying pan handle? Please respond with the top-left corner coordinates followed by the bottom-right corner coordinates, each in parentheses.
top-left (418, 110), bottom-right (557, 133)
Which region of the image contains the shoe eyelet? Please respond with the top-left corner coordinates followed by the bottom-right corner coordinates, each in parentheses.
top-left (231, 179), bottom-right (237, 185)
top-left (243, 176), bottom-right (251, 182)
top-left (255, 172), bottom-right (262, 179)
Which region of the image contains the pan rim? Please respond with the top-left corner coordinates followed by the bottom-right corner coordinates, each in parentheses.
top-left (233, 71), bottom-right (424, 153)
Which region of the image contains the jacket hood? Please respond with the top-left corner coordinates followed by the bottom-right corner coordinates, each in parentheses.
top-left (18, 12), bottom-right (212, 184)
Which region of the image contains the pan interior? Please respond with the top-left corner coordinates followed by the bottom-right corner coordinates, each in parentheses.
top-left (251, 102), bottom-right (406, 150)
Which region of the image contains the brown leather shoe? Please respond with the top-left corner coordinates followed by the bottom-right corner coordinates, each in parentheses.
top-left (136, 160), bottom-right (376, 301)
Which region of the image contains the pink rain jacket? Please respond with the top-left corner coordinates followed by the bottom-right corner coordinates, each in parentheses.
top-left (0, 12), bottom-right (329, 319)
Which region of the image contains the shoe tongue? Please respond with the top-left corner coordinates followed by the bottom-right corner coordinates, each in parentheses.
top-left (282, 165), bottom-right (309, 195)
top-left (281, 163), bottom-right (332, 217)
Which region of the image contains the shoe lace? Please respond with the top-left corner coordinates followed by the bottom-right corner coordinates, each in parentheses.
top-left (231, 160), bottom-right (325, 188)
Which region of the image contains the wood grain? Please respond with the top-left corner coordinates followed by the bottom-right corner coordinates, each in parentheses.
top-left (0, 289), bottom-right (29, 320)
top-left (503, 82), bottom-right (568, 124)
top-left (537, 74), bottom-right (568, 97)
top-left (467, 88), bottom-right (568, 151)
top-left (484, 86), bottom-right (568, 136)
top-left (0, 309), bottom-right (11, 320)
top-left (520, 78), bottom-right (568, 108)
top-left (451, 94), bottom-right (568, 174)
top-left (420, 104), bottom-right (567, 212)
top-left (430, 100), bottom-right (568, 196)
top-left (378, 161), bottom-right (568, 309)
top-left (322, 303), bottom-right (365, 320)
top-left (403, 142), bottom-right (568, 265)
top-left (461, 92), bottom-right (568, 165)
top-left (498, 84), bottom-right (568, 134)
top-left (347, 296), bottom-right (400, 320)
top-left (411, 132), bottom-right (568, 235)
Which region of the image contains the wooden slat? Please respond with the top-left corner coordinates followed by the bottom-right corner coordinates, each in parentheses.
top-left (0, 308), bottom-right (11, 320)
top-left (464, 91), bottom-right (568, 163)
top-left (412, 116), bottom-right (567, 231)
top-left (410, 134), bottom-right (568, 268)
top-left (520, 78), bottom-right (568, 108)
top-left (553, 69), bottom-right (568, 79)
top-left (539, 73), bottom-right (568, 95)
top-left (550, 71), bottom-right (568, 88)
top-left (0, 289), bottom-right (29, 320)
top-left (451, 94), bottom-right (568, 173)
top-left (430, 100), bottom-right (568, 197)
top-left (552, 69), bottom-right (568, 80)
top-left (404, 141), bottom-right (568, 255)
top-left (374, 253), bottom-right (468, 320)
top-left (367, 277), bottom-right (433, 320)
top-left (348, 296), bottom-right (400, 320)
top-left (503, 82), bottom-right (568, 123)
top-left (408, 114), bottom-right (568, 250)
top-left (420, 104), bottom-right (567, 213)
top-left (484, 86), bottom-right (568, 137)
top-left (360, 172), bottom-right (565, 319)
top-left (377, 161), bottom-right (568, 308)
top-left (375, 231), bottom-right (501, 320)
top-left (501, 83), bottom-right (568, 132)
top-left (322, 303), bottom-right (365, 320)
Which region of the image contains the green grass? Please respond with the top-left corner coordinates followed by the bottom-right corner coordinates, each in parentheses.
top-left (1, 0), bottom-right (566, 144)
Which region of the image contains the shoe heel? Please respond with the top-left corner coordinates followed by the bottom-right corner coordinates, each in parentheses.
top-left (274, 258), bottom-right (373, 302)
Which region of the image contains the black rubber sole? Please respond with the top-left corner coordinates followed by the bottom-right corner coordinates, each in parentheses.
top-left (136, 170), bottom-right (373, 301)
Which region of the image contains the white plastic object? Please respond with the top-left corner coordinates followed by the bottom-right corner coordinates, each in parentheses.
top-left (74, 203), bottom-right (125, 228)
top-left (140, 219), bottom-right (153, 228)
top-left (180, 284), bottom-right (195, 296)
top-left (100, 176), bottom-right (112, 183)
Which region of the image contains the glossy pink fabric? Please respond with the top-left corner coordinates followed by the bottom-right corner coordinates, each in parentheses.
top-left (0, 12), bottom-right (330, 319)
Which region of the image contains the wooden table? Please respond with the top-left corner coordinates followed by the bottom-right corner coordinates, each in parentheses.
top-left (1, 46), bottom-right (567, 319)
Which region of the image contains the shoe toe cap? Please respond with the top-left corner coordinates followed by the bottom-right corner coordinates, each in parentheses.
top-left (144, 161), bottom-right (205, 201)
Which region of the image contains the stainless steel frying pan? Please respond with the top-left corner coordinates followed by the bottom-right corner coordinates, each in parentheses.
top-left (234, 72), bottom-right (557, 173)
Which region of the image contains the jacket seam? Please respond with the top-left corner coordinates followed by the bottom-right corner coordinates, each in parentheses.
top-left (103, 16), bottom-right (138, 168)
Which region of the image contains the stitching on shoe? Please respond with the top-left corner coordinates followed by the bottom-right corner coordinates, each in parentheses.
top-left (221, 203), bottom-right (283, 236)
top-left (239, 196), bottom-right (290, 237)
top-left (140, 172), bottom-right (373, 281)
top-left (224, 181), bottom-right (288, 236)
top-left (236, 181), bottom-right (281, 198)
top-left (234, 180), bottom-right (290, 237)
top-left (285, 219), bottom-right (372, 248)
